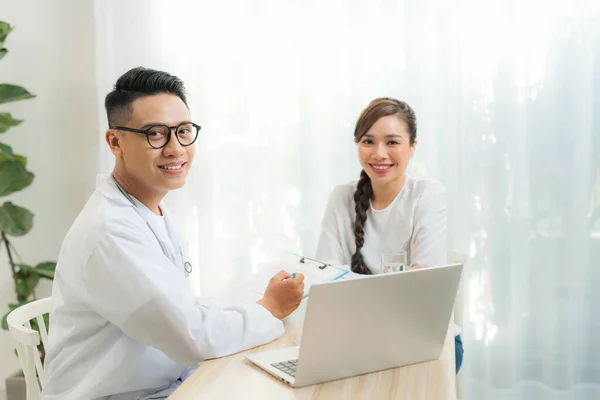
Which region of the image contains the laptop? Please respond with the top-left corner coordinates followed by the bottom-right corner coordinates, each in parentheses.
top-left (246, 263), bottom-right (463, 387)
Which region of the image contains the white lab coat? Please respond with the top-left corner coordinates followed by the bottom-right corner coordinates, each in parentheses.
top-left (43, 175), bottom-right (284, 400)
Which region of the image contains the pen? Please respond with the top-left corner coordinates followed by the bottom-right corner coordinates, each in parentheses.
top-left (283, 272), bottom-right (296, 281)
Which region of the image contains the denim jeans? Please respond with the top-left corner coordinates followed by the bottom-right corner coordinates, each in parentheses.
top-left (455, 334), bottom-right (464, 374)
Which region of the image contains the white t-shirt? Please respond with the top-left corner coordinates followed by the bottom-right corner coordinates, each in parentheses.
top-left (315, 176), bottom-right (460, 336)
top-left (131, 197), bottom-right (185, 276)
top-left (315, 176), bottom-right (447, 271)
top-left (142, 207), bottom-right (176, 260)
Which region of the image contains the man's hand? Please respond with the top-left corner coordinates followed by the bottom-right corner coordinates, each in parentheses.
top-left (257, 270), bottom-right (305, 319)
top-left (407, 264), bottom-right (428, 270)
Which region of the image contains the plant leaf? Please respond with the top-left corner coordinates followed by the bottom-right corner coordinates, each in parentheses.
top-left (15, 154), bottom-right (27, 166)
top-left (1, 310), bottom-right (9, 330)
top-left (1, 303), bottom-right (21, 331)
top-left (0, 112), bottom-right (23, 134)
top-left (0, 49), bottom-right (6, 61)
top-left (35, 262), bottom-right (56, 279)
top-left (16, 263), bottom-right (34, 273)
top-left (1, 311), bottom-right (7, 330)
top-left (35, 270), bottom-right (55, 279)
top-left (0, 153), bottom-right (26, 166)
top-left (0, 21), bottom-right (12, 48)
top-left (0, 160), bottom-right (34, 196)
top-left (30, 318), bottom-right (39, 332)
top-left (15, 281), bottom-right (29, 296)
top-left (25, 274), bottom-right (40, 294)
top-left (0, 84), bottom-right (35, 105)
top-left (35, 262), bottom-right (56, 272)
top-left (15, 264), bottom-right (36, 297)
top-left (0, 143), bottom-right (14, 160)
top-left (0, 202), bottom-right (34, 236)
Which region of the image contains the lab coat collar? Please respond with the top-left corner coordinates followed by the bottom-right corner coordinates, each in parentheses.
top-left (95, 174), bottom-right (187, 275)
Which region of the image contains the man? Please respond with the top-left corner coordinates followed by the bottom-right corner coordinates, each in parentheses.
top-left (43, 67), bottom-right (304, 399)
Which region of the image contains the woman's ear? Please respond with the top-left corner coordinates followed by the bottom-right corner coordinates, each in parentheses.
top-left (410, 139), bottom-right (418, 157)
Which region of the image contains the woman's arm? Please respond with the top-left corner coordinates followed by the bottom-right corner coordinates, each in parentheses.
top-left (409, 182), bottom-right (447, 269)
top-left (315, 187), bottom-right (348, 266)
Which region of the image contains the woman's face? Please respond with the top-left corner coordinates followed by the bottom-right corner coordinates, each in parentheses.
top-left (357, 115), bottom-right (416, 186)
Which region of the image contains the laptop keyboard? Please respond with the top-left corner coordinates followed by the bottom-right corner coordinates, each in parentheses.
top-left (271, 359), bottom-right (298, 377)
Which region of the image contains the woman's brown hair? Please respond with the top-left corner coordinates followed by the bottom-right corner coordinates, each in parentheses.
top-left (351, 97), bottom-right (417, 274)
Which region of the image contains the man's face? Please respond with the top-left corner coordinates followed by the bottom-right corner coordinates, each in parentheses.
top-left (110, 93), bottom-right (196, 193)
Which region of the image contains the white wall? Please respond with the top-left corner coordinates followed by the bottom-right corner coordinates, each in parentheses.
top-left (0, 0), bottom-right (98, 389)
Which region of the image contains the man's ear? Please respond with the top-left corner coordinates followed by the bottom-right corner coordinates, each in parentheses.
top-left (105, 129), bottom-right (124, 156)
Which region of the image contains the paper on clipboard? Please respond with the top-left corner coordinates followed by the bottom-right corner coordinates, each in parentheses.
top-left (249, 254), bottom-right (349, 299)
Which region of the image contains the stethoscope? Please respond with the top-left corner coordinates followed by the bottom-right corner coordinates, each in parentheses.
top-left (112, 174), bottom-right (193, 275)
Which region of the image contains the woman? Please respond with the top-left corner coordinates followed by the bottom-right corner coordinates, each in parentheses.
top-left (315, 97), bottom-right (463, 373)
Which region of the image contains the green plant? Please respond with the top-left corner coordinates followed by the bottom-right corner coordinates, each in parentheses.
top-left (0, 21), bottom-right (56, 351)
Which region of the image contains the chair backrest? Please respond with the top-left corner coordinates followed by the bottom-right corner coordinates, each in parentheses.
top-left (6, 297), bottom-right (53, 400)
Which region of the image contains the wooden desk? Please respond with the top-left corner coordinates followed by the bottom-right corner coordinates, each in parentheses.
top-left (170, 303), bottom-right (456, 400)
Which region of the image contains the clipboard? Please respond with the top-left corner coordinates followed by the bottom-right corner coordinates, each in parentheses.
top-left (291, 253), bottom-right (349, 298)
top-left (248, 253), bottom-right (350, 299)
top-left (202, 253), bottom-right (364, 306)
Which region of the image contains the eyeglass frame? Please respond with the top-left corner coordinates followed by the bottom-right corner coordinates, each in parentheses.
top-left (110, 121), bottom-right (201, 149)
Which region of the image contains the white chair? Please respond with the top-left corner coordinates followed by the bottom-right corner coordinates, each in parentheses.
top-left (6, 297), bottom-right (53, 400)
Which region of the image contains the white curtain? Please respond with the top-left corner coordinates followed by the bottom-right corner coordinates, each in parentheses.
top-left (94, 1), bottom-right (600, 398)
